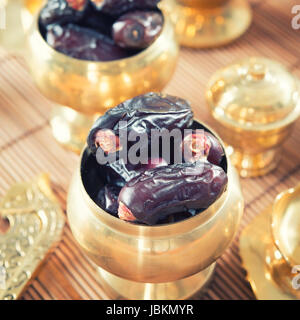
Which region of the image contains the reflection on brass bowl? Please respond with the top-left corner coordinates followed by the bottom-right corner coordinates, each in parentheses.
top-left (161, 0), bottom-right (252, 48)
top-left (66, 120), bottom-right (244, 300)
top-left (26, 8), bottom-right (179, 153)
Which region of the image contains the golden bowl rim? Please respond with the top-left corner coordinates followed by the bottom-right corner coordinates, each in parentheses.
top-left (75, 118), bottom-right (237, 237)
top-left (28, 5), bottom-right (173, 65)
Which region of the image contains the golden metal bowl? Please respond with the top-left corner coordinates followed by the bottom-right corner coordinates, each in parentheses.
top-left (161, 0), bottom-right (252, 48)
top-left (206, 57), bottom-right (300, 178)
top-left (25, 6), bottom-right (179, 153)
top-left (66, 120), bottom-right (244, 300)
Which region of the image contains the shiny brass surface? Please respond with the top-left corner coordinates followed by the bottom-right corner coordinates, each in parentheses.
top-left (50, 105), bottom-right (96, 155)
top-left (97, 262), bottom-right (216, 299)
top-left (67, 121), bottom-right (244, 300)
top-left (26, 9), bottom-right (179, 153)
top-left (0, 174), bottom-right (65, 300)
top-left (161, 0), bottom-right (252, 48)
top-left (240, 195), bottom-right (300, 300)
top-left (206, 57), bottom-right (300, 178)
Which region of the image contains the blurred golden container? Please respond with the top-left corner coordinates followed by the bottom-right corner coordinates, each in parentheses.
top-left (67, 121), bottom-right (244, 300)
top-left (161, 0), bottom-right (252, 48)
top-left (206, 57), bottom-right (300, 178)
top-left (0, 0), bottom-right (43, 53)
top-left (26, 7), bottom-right (179, 152)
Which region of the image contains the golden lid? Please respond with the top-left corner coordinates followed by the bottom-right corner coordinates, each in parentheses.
top-left (206, 57), bottom-right (300, 128)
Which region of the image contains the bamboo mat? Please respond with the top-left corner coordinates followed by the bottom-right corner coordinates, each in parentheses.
top-left (0, 0), bottom-right (300, 300)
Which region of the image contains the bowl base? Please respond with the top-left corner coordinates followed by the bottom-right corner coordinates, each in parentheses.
top-left (96, 263), bottom-right (215, 300)
top-left (50, 105), bottom-right (95, 155)
top-left (227, 146), bottom-right (281, 178)
top-left (161, 0), bottom-right (252, 48)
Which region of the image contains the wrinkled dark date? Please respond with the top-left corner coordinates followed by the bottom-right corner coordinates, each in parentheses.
top-left (206, 132), bottom-right (224, 166)
top-left (182, 131), bottom-right (224, 166)
top-left (40, 0), bottom-right (88, 27)
top-left (78, 6), bottom-right (115, 36)
top-left (87, 92), bottom-right (194, 155)
top-left (90, 0), bottom-right (161, 16)
top-left (96, 157), bottom-right (167, 214)
top-left (158, 209), bottom-right (198, 224)
top-left (112, 11), bottom-right (163, 49)
top-left (104, 159), bottom-right (168, 182)
top-left (40, 0), bottom-right (163, 61)
top-left (46, 24), bottom-right (129, 61)
top-left (118, 161), bottom-right (228, 225)
top-left (96, 184), bottom-right (121, 215)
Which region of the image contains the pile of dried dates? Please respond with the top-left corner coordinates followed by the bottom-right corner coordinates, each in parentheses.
top-left (39, 0), bottom-right (164, 61)
top-left (83, 92), bottom-right (228, 225)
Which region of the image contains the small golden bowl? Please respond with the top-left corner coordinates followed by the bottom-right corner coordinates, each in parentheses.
top-left (161, 0), bottom-right (252, 48)
top-left (66, 120), bottom-right (244, 300)
top-left (206, 57), bottom-right (300, 178)
top-left (25, 6), bottom-right (179, 153)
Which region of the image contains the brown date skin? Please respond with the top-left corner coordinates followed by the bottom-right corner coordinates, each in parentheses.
top-left (118, 161), bottom-right (228, 225)
top-left (206, 132), bottom-right (225, 166)
top-left (112, 11), bottom-right (163, 49)
top-left (78, 6), bottom-right (115, 37)
top-left (182, 131), bottom-right (224, 166)
top-left (46, 24), bottom-right (129, 61)
top-left (95, 157), bottom-right (167, 215)
top-left (40, 0), bottom-right (88, 28)
top-left (102, 156), bottom-right (168, 182)
top-left (87, 93), bottom-right (193, 181)
top-left (97, 184), bottom-right (121, 215)
top-left (90, 0), bottom-right (161, 16)
top-left (87, 92), bottom-right (193, 155)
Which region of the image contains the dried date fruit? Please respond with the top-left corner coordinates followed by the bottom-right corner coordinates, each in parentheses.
top-left (40, 0), bottom-right (88, 27)
top-left (87, 92), bottom-right (193, 155)
top-left (206, 132), bottom-right (225, 166)
top-left (78, 9), bottom-right (115, 37)
top-left (104, 157), bottom-right (167, 182)
top-left (90, 0), bottom-right (161, 16)
top-left (139, 157), bottom-right (167, 170)
top-left (94, 129), bottom-right (123, 154)
top-left (157, 209), bottom-right (199, 224)
top-left (46, 24), bottom-right (129, 61)
top-left (182, 131), bottom-right (224, 166)
top-left (118, 161), bottom-right (228, 225)
top-left (112, 11), bottom-right (163, 49)
top-left (97, 184), bottom-right (121, 215)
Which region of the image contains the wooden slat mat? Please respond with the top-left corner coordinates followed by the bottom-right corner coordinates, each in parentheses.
top-left (0, 0), bottom-right (300, 300)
